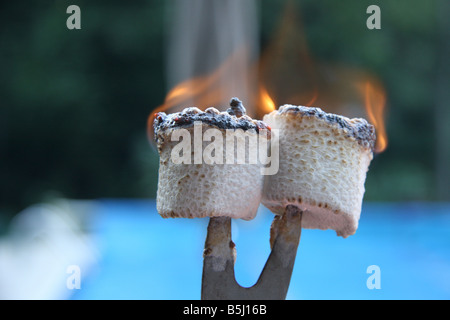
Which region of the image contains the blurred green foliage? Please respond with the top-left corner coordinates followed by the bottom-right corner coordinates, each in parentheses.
top-left (0, 0), bottom-right (448, 218)
top-left (0, 0), bottom-right (164, 217)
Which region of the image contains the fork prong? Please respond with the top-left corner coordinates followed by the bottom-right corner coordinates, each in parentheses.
top-left (201, 217), bottom-right (240, 299)
top-left (250, 205), bottom-right (303, 299)
top-left (201, 206), bottom-right (303, 300)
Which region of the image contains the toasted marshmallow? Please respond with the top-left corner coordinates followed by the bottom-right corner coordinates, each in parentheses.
top-left (262, 105), bottom-right (375, 237)
top-left (153, 98), bottom-right (271, 220)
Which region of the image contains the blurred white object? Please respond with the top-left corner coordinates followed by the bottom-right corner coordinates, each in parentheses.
top-left (0, 200), bottom-right (99, 300)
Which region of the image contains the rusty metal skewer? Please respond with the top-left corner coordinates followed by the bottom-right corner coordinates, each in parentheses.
top-left (201, 205), bottom-right (303, 300)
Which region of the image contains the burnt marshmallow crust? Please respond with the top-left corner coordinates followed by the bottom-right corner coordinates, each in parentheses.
top-left (154, 98), bottom-right (271, 220)
top-left (262, 105), bottom-right (375, 237)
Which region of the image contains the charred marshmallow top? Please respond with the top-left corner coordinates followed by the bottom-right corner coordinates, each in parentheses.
top-left (275, 105), bottom-right (376, 151)
top-left (153, 98), bottom-right (271, 146)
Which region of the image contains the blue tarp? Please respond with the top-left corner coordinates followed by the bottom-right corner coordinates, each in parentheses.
top-left (71, 200), bottom-right (450, 300)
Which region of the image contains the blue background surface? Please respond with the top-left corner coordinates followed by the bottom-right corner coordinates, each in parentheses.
top-left (71, 200), bottom-right (450, 300)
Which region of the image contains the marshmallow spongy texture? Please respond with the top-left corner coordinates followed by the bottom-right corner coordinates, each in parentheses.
top-left (156, 123), bottom-right (268, 221)
top-left (262, 105), bottom-right (374, 237)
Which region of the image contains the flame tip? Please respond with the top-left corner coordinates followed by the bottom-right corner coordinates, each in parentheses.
top-left (363, 80), bottom-right (387, 153)
top-left (259, 86), bottom-right (276, 113)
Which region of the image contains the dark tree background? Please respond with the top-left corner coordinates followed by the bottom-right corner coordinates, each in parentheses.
top-left (0, 0), bottom-right (448, 229)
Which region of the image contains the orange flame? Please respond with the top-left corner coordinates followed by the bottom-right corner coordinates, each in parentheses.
top-left (363, 81), bottom-right (387, 153)
top-left (259, 86), bottom-right (276, 114)
top-left (147, 46), bottom-right (256, 140)
top-left (305, 87), bottom-right (318, 107)
top-left (256, 0), bottom-right (388, 153)
top-left (150, 1), bottom-right (388, 154)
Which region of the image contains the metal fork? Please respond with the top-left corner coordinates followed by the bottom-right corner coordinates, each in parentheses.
top-left (201, 205), bottom-right (303, 300)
